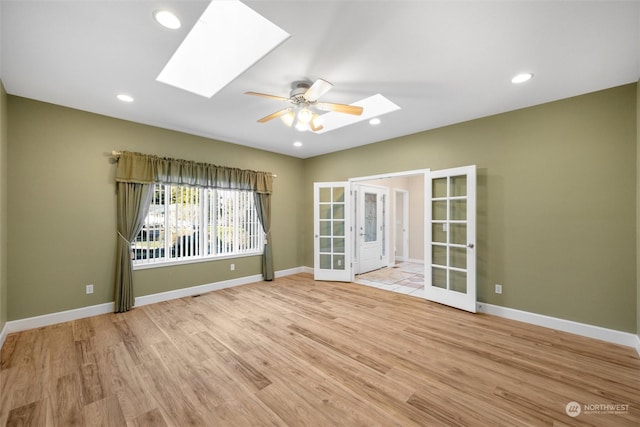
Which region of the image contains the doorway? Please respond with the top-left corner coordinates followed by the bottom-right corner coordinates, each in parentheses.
top-left (313, 165), bottom-right (477, 313)
top-left (351, 171), bottom-right (425, 295)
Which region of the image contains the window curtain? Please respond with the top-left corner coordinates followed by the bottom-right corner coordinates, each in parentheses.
top-left (254, 192), bottom-right (274, 281)
top-left (114, 182), bottom-right (154, 313)
top-left (114, 151), bottom-right (274, 312)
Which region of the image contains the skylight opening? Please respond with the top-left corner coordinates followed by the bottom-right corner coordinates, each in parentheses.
top-left (315, 94), bottom-right (400, 134)
top-left (156, 0), bottom-right (290, 98)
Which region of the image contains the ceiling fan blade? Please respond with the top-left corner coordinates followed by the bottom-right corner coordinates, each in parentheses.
top-left (245, 91), bottom-right (290, 102)
top-left (257, 108), bottom-right (291, 123)
top-left (304, 79), bottom-right (333, 102)
top-left (316, 102), bottom-right (363, 116)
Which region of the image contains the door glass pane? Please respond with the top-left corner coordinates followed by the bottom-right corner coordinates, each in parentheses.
top-left (450, 270), bottom-right (467, 293)
top-left (320, 254), bottom-right (332, 269)
top-left (333, 187), bottom-right (345, 203)
top-left (319, 188), bottom-right (331, 203)
top-left (320, 238), bottom-right (331, 252)
top-left (451, 175), bottom-right (467, 197)
top-left (433, 267), bottom-right (447, 288)
top-left (450, 247), bottom-right (467, 269)
top-left (333, 204), bottom-right (344, 220)
top-left (450, 223), bottom-right (466, 245)
top-left (450, 200), bottom-right (466, 221)
top-left (364, 193), bottom-right (377, 242)
top-left (320, 205), bottom-right (331, 220)
top-left (432, 245), bottom-right (446, 266)
top-left (333, 254), bottom-right (345, 270)
top-left (333, 221), bottom-right (344, 236)
top-left (432, 200), bottom-right (447, 221)
top-left (433, 178), bottom-right (447, 198)
top-left (333, 238), bottom-right (345, 253)
top-left (432, 223), bottom-right (447, 243)
top-left (319, 221), bottom-right (331, 236)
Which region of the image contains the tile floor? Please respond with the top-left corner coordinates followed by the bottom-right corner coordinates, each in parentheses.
top-left (355, 262), bottom-right (425, 298)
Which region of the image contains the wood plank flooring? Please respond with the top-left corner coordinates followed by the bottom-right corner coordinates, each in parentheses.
top-left (1, 273), bottom-right (639, 426)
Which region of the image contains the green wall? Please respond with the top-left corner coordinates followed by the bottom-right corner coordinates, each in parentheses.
top-left (0, 81), bottom-right (7, 331)
top-left (637, 80), bottom-right (640, 342)
top-left (304, 84), bottom-right (637, 333)
top-left (4, 84), bottom-right (639, 335)
top-left (7, 96), bottom-right (305, 320)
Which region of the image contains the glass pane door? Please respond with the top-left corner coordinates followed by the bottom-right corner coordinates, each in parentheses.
top-left (314, 182), bottom-right (352, 281)
top-left (425, 165), bottom-right (476, 312)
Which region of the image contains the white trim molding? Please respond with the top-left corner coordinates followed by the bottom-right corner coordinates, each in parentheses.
top-left (477, 302), bottom-right (638, 351)
top-left (0, 267), bottom-right (309, 345)
top-left (4, 302), bottom-right (114, 336)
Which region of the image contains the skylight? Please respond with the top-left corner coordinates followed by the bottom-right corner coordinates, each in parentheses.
top-left (156, 0), bottom-right (290, 98)
top-left (315, 94), bottom-right (401, 134)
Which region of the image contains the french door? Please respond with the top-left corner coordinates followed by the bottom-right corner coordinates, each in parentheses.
top-left (313, 165), bottom-right (476, 313)
top-left (356, 185), bottom-right (387, 274)
top-left (425, 165), bottom-right (476, 312)
top-left (313, 182), bottom-right (352, 281)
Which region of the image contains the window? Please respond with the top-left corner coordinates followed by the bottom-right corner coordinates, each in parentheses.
top-left (132, 184), bottom-right (263, 267)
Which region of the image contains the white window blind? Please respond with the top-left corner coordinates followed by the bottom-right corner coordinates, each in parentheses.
top-left (133, 185), bottom-right (263, 266)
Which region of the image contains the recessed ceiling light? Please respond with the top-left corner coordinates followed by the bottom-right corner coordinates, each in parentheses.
top-left (117, 94), bottom-right (134, 103)
top-left (369, 118), bottom-right (381, 125)
top-left (293, 141), bottom-right (303, 147)
top-left (154, 10), bottom-right (181, 29)
top-left (512, 73), bottom-right (533, 84)
top-left (157, 0), bottom-right (289, 98)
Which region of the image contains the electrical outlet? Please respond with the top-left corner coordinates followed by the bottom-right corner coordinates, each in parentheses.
top-left (230, 263), bottom-right (235, 271)
top-left (86, 284), bottom-right (94, 294)
top-left (495, 284), bottom-right (502, 294)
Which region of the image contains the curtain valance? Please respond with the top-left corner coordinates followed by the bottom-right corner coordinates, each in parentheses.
top-left (115, 151), bottom-right (273, 194)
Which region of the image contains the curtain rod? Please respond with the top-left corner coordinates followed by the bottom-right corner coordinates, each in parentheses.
top-left (110, 151), bottom-right (277, 178)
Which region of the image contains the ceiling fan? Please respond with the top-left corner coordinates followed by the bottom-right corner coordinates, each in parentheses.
top-left (245, 79), bottom-right (363, 132)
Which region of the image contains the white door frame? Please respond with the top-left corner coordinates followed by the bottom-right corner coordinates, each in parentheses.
top-left (394, 189), bottom-right (409, 264)
top-left (349, 169), bottom-right (428, 281)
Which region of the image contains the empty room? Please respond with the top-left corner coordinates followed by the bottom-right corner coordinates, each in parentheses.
top-left (0, 1), bottom-right (639, 426)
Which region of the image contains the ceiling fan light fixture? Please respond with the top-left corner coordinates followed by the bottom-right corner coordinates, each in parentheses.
top-left (295, 121), bottom-right (310, 132)
top-left (311, 113), bottom-right (324, 128)
top-left (281, 110), bottom-right (294, 127)
top-left (297, 107), bottom-right (313, 124)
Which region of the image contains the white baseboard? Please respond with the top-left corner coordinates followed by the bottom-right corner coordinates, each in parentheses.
top-left (5, 302), bottom-right (114, 336)
top-left (477, 302), bottom-right (638, 350)
top-left (0, 267), bottom-right (308, 343)
top-left (636, 335), bottom-right (640, 357)
top-left (133, 274), bottom-right (264, 307)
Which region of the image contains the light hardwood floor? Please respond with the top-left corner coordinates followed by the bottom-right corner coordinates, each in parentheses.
top-left (1, 273), bottom-right (639, 426)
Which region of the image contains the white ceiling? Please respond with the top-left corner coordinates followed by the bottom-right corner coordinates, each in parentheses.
top-left (1, 1), bottom-right (639, 159)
